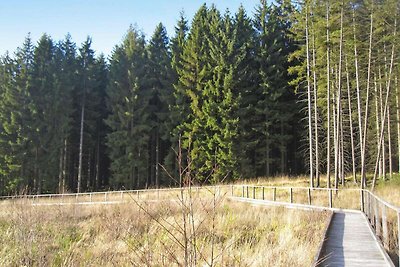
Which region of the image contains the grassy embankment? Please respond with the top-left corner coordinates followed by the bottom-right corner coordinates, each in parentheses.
top-left (0, 188), bottom-right (329, 267)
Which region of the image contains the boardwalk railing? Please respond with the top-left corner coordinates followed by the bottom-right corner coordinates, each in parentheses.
top-left (231, 185), bottom-right (400, 266)
top-left (0, 185), bottom-right (231, 205)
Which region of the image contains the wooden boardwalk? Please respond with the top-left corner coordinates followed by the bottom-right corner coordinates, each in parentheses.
top-left (317, 212), bottom-right (393, 267)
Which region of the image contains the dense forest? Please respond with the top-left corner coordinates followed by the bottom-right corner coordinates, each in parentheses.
top-left (0, 0), bottom-right (399, 194)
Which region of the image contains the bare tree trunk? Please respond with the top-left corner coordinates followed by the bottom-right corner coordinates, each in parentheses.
top-left (77, 100), bottom-right (85, 193)
top-left (374, 74), bottom-right (382, 177)
top-left (87, 152), bottom-right (91, 190)
top-left (337, 3), bottom-right (344, 187)
top-left (95, 137), bottom-right (100, 190)
top-left (312, 28), bottom-right (320, 187)
top-left (361, 11), bottom-right (374, 189)
top-left (58, 146), bottom-right (63, 193)
top-left (62, 139), bottom-right (67, 193)
top-left (372, 18), bottom-right (396, 190)
top-left (333, 66), bottom-right (338, 189)
top-left (305, 7), bottom-right (314, 188)
top-left (340, 111), bottom-right (345, 185)
top-left (280, 121), bottom-right (287, 174)
top-left (345, 57), bottom-right (357, 183)
top-left (155, 129), bottom-right (160, 188)
top-left (353, 8), bottom-right (364, 184)
top-left (326, 2), bottom-right (331, 188)
top-left (379, 66), bottom-right (386, 181)
top-left (396, 76), bottom-right (400, 174)
top-left (387, 103), bottom-right (393, 179)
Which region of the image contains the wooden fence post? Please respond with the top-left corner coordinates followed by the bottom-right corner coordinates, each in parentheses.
top-left (262, 187), bottom-right (265, 200)
top-left (361, 190), bottom-right (365, 212)
top-left (253, 186), bottom-right (256, 199)
top-left (289, 188), bottom-right (293, 203)
top-left (374, 198), bottom-right (381, 237)
top-left (246, 186), bottom-right (249, 198)
top-left (381, 204), bottom-right (389, 250)
top-left (308, 188), bottom-right (311, 205)
top-left (273, 187), bottom-right (276, 202)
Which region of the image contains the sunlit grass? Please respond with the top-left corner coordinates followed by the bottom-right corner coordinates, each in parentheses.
top-left (0, 192), bottom-right (329, 266)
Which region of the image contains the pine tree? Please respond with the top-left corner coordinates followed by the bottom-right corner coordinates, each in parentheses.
top-left (232, 5), bottom-right (260, 178)
top-left (147, 23), bottom-right (173, 187)
top-left (106, 26), bottom-right (149, 189)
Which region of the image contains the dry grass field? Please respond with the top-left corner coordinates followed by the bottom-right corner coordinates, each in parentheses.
top-left (0, 189), bottom-right (329, 267)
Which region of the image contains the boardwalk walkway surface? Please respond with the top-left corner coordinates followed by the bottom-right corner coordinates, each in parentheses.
top-left (317, 212), bottom-right (393, 267)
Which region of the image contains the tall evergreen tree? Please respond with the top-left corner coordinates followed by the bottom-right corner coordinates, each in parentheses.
top-left (106, 26), bottom-right (149, 189)
top-left (147, 23), bottom-right (173, 187)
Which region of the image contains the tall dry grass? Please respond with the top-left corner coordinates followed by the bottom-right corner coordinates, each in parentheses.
top-left (0, 191), bottom-right (328, 267)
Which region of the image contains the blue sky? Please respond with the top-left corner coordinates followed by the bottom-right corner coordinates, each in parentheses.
top-left (0, 0), bottom-right (261, 57)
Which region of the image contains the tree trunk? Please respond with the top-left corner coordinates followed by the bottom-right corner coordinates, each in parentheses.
top-left (62, 138), bottom-right (67, 193)
top-left (395, 76), bottom-right (400, 174)
top-left (353, 8), bottom-right (364, 184)
top-left (345, 57), bottom-right (357, 183)
top-left (305, 7), bottom-right (314, 188)
top-left (333, 66), bottom-right (338, 189)
top-left (58, 146), bottom-right (63, 193)
top-left (77, 100), bottom-right (85, 193)
top-left (326, 2), bottom-right (331, 188)
top-left (387, 103), bottom-right (393, 179)
top-left (361, 11), bottom-right (374, 189)
top-left (95, 137), bottom-right (100, 190)
top-left (374, 74), bottom-right (382, 177)
top-left (87, 152), bottom-right (91, 190)
top-left (372, 18), bottom-right (396, 190)
top-left (379, 66), bottom-right (386, 181)
top-left (312, 28), bottom-right (320, 187)
top-left (155, 128), bottom-right (160, 188)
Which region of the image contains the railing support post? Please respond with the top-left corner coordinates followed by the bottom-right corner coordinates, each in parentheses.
top-left (289, 188), bottom-right (293, 203)
top-left (246, 186), bottom-right (249, 198)
top-left (308, 188), bottom-right (311, 205)
top-left (374, 197), bottom-right (380, 237)
top-left (231, 185), bottom-right (233, 197)
top-left (381, 204), bottom-right (389, 250)
top-left (253, 186), bottom-right (256, 199)
top-left (242, 186), bottom-right (244, 198)
top-left (329, 190), bottom-right (332, 208)
top-left (273, 187), bottom-right (276, 202)
top-left (361, 190), bottom-right (365, 212)
top-left (262, 187), bottom-right (265, 200)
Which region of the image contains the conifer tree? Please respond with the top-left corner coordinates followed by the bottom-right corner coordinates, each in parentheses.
top-left (106, 26), bottom-right (149, 189)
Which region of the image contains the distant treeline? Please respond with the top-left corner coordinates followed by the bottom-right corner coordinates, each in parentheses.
top-left (0, 0), bottom-right (398, 194)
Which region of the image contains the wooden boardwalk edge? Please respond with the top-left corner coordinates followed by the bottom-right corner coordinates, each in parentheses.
top-left (361, 212), bottom-right (396, 267)
top-left (313, 211), bottom-right (334, 267)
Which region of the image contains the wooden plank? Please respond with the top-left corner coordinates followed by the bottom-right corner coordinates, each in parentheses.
top-left (317, 212), bottom-right (393, 267)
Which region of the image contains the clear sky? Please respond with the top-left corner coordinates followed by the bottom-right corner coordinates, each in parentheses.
top-left (0, 0), bottom-right (261, 58)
